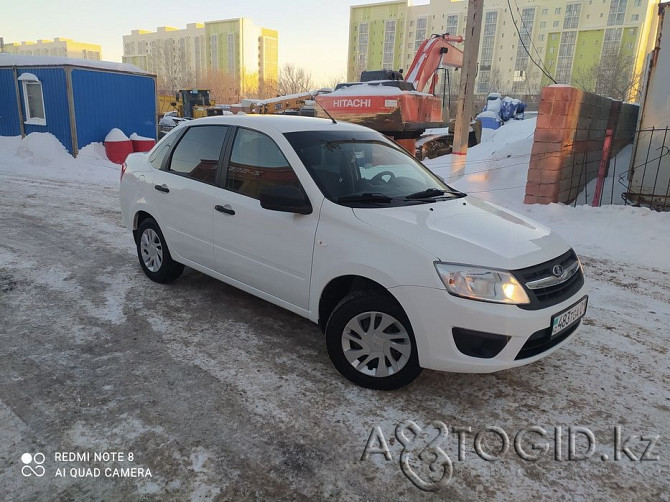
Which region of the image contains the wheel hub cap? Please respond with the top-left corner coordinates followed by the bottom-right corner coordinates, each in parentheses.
top-left (341, 311), bottom-right (411, 378)
top-left (140, 228), bottom-right (163, 272)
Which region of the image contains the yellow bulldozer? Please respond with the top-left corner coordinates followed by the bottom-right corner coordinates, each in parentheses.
top-left (158, 89), bottom-right (225, 119)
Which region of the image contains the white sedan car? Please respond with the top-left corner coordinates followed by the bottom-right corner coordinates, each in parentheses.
top-left (120, 115), bottom-right (588, 389)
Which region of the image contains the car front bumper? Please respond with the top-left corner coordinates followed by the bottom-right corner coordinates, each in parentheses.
top-left (389, 282), bottom-right (589, 373)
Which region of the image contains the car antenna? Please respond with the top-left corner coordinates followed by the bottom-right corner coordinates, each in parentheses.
top-left (304, 84), bottom-right (337, 124)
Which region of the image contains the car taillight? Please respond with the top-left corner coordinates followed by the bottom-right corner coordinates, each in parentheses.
top-left (121, 162), bottom-right (127, 181)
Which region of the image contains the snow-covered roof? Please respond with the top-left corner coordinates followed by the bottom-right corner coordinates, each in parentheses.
top-left (0, 53), bottom-right (150, 75)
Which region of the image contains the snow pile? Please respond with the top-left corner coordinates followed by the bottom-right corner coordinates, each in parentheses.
top-left (424, 118), bottom-right (670, 271)
top-left (15, 132), bottom-right (71, 165)
top-left (105, 128), bottom-right (129, 142)
top-left (129, 133), bottom-right (152, 141)
top-left (0, 133), bottom-right (119, 185)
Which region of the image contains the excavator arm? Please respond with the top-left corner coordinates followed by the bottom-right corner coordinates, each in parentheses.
top-left (404, 34), bottom-right (464, 95)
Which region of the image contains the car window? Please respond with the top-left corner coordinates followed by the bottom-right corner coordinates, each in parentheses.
top-left (149, 140), bottom-right (171, 169)
top-left (285, 130), bottom-right (456, 206)
top-left (168, 125), bottom-right (228, 184)
top-left (226, 127), bottom-right (301, 200)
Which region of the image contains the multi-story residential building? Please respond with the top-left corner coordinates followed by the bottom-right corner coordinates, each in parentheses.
top-left (1, 38), bottom-right (101, 60)
top-left (204, 18), bottom-right (279, 96)
top-left (123, 24), bottom-right (206, 88)
top-left (122, 18), bottom-right (278, 97)
top-left (348, 0), bottom-right (660, 98)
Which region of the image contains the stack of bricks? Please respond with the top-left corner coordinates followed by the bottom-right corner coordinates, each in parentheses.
top-left (524, 85), bottom-right (637, 205)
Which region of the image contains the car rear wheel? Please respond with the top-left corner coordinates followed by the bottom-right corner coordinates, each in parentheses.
top-left (326, 293), bottom-right (422, 390)
top-left (136, 218), bottom-right (184, 283)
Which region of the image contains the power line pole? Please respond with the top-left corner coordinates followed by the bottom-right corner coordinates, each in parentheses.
top-left (451, 0), bottom-right (484, 178)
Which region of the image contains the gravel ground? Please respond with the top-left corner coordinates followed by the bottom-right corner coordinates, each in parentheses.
top-left (0, 168), bottom-right (668, 501)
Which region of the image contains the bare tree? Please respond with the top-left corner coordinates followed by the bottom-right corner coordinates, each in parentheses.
top-left (321, 73), bottom-right (347, 89)
top-left (154, 38), bottom-right (193, 95)
top-left (573, 50), bottom-right (641, 102)
top-left (278, 63), bottom-right (314, 96)
top-left (198, 69), bottom-right (239, 104)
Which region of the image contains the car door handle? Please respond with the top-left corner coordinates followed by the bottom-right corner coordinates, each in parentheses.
top-left (215, 204), bottom-right (235, 215)
top-left (154, 184), bottom-right (170, 193)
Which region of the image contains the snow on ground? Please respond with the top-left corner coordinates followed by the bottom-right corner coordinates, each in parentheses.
top-left (424, 118), bottom-right (670, 270)
top-left (0, 129), bottom-right (668, 500)
top-left (0, 133), bottom-right (120, 185)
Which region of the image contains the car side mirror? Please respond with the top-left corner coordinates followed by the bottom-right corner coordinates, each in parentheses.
top-left (260, 185), bottom-right (312, 215)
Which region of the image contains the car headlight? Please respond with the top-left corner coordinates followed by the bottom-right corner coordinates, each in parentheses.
top-left (434, 263), bottom-right (530, 305)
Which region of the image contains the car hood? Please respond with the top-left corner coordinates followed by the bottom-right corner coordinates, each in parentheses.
top-left (352, 196), bottom-right (570, 270)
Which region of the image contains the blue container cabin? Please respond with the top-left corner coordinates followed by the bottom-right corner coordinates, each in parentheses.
top-left (0, 54), bottom-right (156, 156)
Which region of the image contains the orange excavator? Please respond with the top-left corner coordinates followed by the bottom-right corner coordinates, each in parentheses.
top-left (315, 33), bottom-right (465, 156)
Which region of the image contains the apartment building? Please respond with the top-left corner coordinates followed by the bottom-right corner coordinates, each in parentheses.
top-left (204, 19), bottom-right (278, 94)
top-left (348, 0), bottom-right (659, 97)
top-left (122, 18), bottom-right (278, 96)
top-left (1, 38), bottom-right (101, 60)
top-left (122, 24), bottom-right (206, 85)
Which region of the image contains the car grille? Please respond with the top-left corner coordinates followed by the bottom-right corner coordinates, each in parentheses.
top-left (512, 249), bottom-right (584, 311)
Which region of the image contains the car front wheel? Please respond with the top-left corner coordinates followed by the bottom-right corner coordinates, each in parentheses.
top-left (326, 293), bottom-right (422, 390)
top-left (136, 218), bottom-right (184, 283)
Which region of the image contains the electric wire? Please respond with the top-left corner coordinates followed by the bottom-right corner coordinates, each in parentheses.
top-left (511, 0), bottom-right (555, 79)
top-left (506, 0), bottom-right (557, 84)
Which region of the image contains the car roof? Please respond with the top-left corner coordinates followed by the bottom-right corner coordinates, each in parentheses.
top-left (185, 114), bottom-right (374, 135)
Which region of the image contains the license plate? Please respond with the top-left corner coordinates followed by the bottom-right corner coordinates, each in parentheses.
top-left (551, 296), bottom-right (588, 336)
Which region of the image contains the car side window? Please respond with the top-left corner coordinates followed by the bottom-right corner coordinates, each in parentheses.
top-left (226, 127), bottom-right (301, 200)
top-left (168, 125), bottom-right (228, 184)
top-left (148, 140), bottom-right (171, 169)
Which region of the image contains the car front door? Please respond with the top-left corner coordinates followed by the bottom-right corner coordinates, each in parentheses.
top-left (151, 124), bottom-right (229, 270)
top-left (212, 126), bottom-right (319, 310)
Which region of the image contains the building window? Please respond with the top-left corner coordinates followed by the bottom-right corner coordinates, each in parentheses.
top-left (556, 31), bottom-right (577, 83)
top-left (542, 8), bottom-right (548, 14)
top-left (564, 3), bottom-right (582, 29)
top-left (602, 27), bottom-right (623, 55)
top-left (18, 73), bottom-right (46, 126)
top-left (631, 14), bottom-right (640, 21)
top-left (514, 8), bottom-right (535, 81)
top-left (357, 23), bottom-right (368, 71)
top-left (477, 11), bottom-right (498, 93)
top-left (383, 20), bottom-right (396, 69)
top-left (555, 7), bottom-right (562, 14)
top-left (553, 21), bottom-right (559, 27)
top-left (539, 34), bottom-right (545, 41)
top-left (540, 21), bottom-right (547, 28)
top-left (634, 0), bottom-right (641, 5)
top-left (446, 15), bottom-right (459, 36)
top-left (210, 35), bottom-right (218, 69)
top-left (227, 33), bottom-right (236, 73)
top-left (415, 17), bottom-right (428, 51)
top-left (608, 0), bottom-right (627, 26)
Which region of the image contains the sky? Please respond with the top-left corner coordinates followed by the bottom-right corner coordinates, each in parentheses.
top-left (0, 0), bottom-right (397, 85)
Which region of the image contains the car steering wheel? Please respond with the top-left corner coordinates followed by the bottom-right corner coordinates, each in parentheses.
top-left (370, 171), bottom-right (396, 184)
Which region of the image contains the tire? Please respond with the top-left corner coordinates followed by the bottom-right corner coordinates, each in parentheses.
top-left (325, 293), bottom-right (422, 390)
top-left (136, 218), bottom-right (184, 283)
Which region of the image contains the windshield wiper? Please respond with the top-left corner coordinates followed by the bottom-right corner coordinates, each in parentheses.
top-left (405, 188), bottom-right (466, 200)
top-left (337, 192), bottom-right (394, 203)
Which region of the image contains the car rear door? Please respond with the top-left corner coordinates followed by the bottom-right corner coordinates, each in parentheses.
top-left (211, 126), bottom-right (319, 310)
top-left (150, 124), bottom-right (230, 270)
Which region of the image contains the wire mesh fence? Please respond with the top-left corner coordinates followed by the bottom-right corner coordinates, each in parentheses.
top-left (568, 126), bottom-right (670, 211)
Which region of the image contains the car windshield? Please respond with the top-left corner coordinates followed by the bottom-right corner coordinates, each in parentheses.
top-left (284, 130), bottom-right (465, 207)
